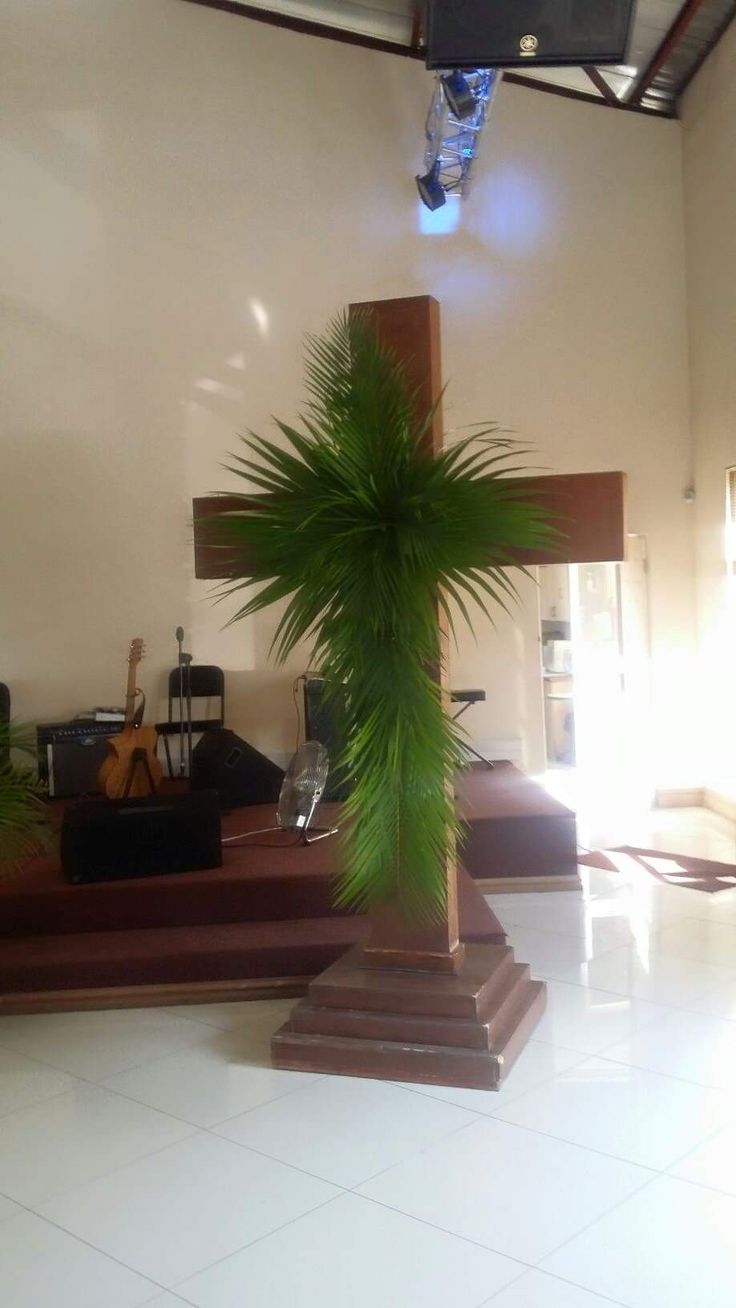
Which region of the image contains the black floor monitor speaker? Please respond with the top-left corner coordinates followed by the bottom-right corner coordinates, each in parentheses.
top-left (191, 728), bottom-right (284, 809)
top-left (426, 0), bottom-right (635, 69)
top-left (61, 789), bottom-right (222, 884)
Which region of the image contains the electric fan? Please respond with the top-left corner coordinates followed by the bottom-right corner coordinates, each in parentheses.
top-left (277, 741), bottom-right (336, 843)
top-left (221, 740), bottom-right (337, 847)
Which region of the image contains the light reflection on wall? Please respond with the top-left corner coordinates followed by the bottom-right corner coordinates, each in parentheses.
top-left (417, 197), bottom-right (462, 235)
top-left (249, 297), bottom-right (270, 337)
top-left (472, 166), bottom-right (550, 255)
top-left (194, 377), bottom-right (243, 401)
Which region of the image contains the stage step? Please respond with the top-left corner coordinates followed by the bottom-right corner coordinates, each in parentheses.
top-left (1, 849), bottom-right (503, 943)
top-left (0, 802), bottom-right (507, 1009)
top-left (0, 917), bottom-right (369, 1000)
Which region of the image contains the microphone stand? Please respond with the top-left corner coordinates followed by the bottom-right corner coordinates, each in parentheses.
top-left (175, 627), bottom-right (186, 777)
top-left (182, 652), bottom-right (193, 778)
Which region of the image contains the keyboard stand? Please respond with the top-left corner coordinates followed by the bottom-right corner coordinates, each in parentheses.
top-left (451, 690), bottom-right (495, 769)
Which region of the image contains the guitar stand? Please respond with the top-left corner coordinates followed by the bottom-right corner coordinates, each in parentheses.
top-left (452, 690), bottom-right (495, 770)
top-left (121, 747), bottom-right (158, 798)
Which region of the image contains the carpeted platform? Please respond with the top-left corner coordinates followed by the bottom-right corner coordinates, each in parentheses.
top-left (0, 801), bottom-right (505, 1009)
top-left (0, 762), bottom-right (573, 1008)
top-left (458, 761), bottom-right (578, 888)
top-left (578, 845), bottom-right (736, 893)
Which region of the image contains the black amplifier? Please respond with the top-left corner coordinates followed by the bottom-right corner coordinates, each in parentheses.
top-left (61, 789), bottom-right (222, 884)
top-left (36, 720), bottom-right (117, 799)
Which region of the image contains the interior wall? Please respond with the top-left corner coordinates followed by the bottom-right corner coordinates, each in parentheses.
top-left (682, 23), bottom-right (736, 795)
top-left (1, 0), bottom-right (693, 776)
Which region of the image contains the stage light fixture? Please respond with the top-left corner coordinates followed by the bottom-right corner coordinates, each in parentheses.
top-left (441, 70), bottom-right (476, 120)
top-left (416, 69), bottom-right (500, 212)
top-left (416, 162), bottom-right (446, 211)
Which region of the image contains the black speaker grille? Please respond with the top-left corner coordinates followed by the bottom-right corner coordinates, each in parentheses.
top-left (426, 0), bottom-right (635, 68)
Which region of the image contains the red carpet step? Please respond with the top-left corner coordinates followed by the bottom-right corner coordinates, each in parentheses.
top-left (458, 762), bottom-right (578, 887)
top-left (0, 802), bottom-right (505, 1008)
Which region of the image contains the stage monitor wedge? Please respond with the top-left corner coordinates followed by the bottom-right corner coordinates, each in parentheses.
top-left (426, 0), bottom-right (636, 69)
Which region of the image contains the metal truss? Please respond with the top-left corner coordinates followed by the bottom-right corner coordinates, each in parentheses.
top-left (419, 68), bottom-right (501, 203)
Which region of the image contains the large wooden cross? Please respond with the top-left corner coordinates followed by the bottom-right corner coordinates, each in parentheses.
top-left (193, 295), bottom-right (625, 1087)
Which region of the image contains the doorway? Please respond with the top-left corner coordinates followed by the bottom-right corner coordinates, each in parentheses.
top-left (539, 538), bottom-right (652, 799)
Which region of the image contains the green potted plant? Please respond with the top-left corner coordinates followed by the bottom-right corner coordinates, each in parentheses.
top-left (211, 311), bottom-right (554, 925)
top-left (0, 722), bottom-right (50, 877)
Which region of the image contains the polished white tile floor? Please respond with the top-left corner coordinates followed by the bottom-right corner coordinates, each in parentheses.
top-left (2, 809), bottom-right (736, 1306)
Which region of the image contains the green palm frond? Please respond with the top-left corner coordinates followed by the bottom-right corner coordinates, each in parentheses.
top-left (0, 721), bottom-right (50, 877)
top-left (211, 311), bottom-right (558, 922)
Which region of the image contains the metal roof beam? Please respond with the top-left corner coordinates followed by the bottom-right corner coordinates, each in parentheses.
top-left (584, 65), bottom-right (620, 104)
top-left (626, 0), bottom-right (710, 103)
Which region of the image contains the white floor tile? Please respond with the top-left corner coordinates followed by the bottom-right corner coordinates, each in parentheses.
top-left (486, 1269), bottom-right (623, 1307)
top-left (0, 1082), bottom-right (194, 1205)
top-left (358, 1117), bottom-right (651, 1264)
top-left (652, 918), bottom-right (736, 968)
top-left (0, 1193), bottom-right (21, 1224)
top-left (554, 944), bottom-right (735, 1007)
top-left (0, 1045), bottom-right (75, 1118)
top-left (532, 979), bottom-right (667, 1055)
top-left (395, 1040), bottom-right (585, 1114)
top-left (214, 1074), bottom-right (478, 1187)
top-left (687, 974), bottom-right (736, 1019)
top-left (103, 1028), bottom-right (321, 1127)
top-left (491, 1055), bottom-right (729, 1170)
top-left (178, 1192), bottom-right (523, 1308)
top-left (140, 1298), bottom-right (192, 1307)
top-left (600, 1006), bottom-right (736, 1088)
top-left (0, 1008), bottom-right (212, 1081)
top-left (166, 998), bottom-right (294, 1032)
top-left (38, 1131), bottom-right (337, 1287)
top-left (0, 1209), bottom-right (156, 1308)
top-left (542, 1174), bottom-right (736, 1308)
top-left (685, 892), bottom-right (736, 925)
top-left (669, 1124), bottom-right (736, 1195)
top-left (499, 925), bottom-right (603, 979)
top-left (491, 892), bottom-right (641, 952)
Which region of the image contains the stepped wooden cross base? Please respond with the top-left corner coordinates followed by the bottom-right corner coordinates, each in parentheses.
top-left (271, 942), bottom-right (547, 1091)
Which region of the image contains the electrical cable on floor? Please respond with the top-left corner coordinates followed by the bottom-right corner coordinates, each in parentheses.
top-left (222, 826), bottom-right (301, 847)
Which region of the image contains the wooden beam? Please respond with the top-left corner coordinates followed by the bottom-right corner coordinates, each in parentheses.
top-left (192, 471), bottom-right (627, 579)
top-left (584, 65), bottom-right (620, 105)
top-left (627, 0), bottom-right (710, 105)
top-left (350, 295), bottom-right (443, 455)
top-left (349, 295), bottom-right (462, 975)
top-left (509, 471), bottom-right (627, 565)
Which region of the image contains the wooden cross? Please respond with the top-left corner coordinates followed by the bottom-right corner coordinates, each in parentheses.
top-left (193, 295), bottom-right (626, 1086)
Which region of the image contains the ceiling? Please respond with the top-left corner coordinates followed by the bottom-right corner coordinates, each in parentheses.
top-left (185, 0), bottom-right (736, 114)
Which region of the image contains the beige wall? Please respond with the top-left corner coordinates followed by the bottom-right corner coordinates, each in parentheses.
top-left (682, 25), bottom-right (736, 793)
top-left (2, 0), bottom-right (694, 776)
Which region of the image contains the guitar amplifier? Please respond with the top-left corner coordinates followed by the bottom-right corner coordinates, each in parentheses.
top-left (36, 721), bottom-right (115, 799)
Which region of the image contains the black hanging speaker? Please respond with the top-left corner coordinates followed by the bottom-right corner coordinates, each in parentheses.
top-left (61, 790), bottom-right (222, 884)
top-left (426, 0), bottom-right (636, 68)
top-left (191, 728), bottom-right (284, 809)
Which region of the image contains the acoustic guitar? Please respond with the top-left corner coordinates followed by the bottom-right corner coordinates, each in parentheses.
top-left (98, 638), bottom-right (163, 799)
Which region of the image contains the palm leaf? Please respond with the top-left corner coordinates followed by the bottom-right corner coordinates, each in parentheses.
top-left (0, 721), bottom-right (51, 877)
top-left (211, 311), bottom-right (559, 922)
